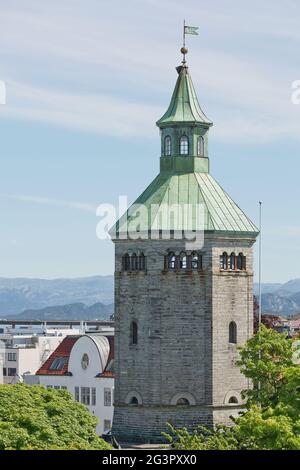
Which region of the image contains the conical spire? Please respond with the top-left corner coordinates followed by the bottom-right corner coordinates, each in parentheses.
top-left (156, 65), bottom-right (212, 128)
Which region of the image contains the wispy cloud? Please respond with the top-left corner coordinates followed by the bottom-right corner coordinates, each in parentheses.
top-left (0, 194), bottom-right (97, 213)
top-left (0, 0), bottom-right (300, 142)
top-left (0, 80), bottom-right (161, 138)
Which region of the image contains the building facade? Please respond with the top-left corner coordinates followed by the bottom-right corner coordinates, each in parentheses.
top-left (27, 332), bottom-right (114, 436)
top-left (111, 53), bottom-right (259, 442)
top-left (0, 326), bottom-right (79, 384)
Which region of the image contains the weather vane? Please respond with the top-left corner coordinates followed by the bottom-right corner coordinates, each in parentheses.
top-left (181, 20), bottom-right (199, 64)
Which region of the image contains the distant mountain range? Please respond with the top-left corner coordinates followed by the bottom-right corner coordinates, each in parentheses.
top-left (254, 279), bottom-right (300, 317)
top-left (0, 276), bottom-right (114, 317)
top-left (10, 302), bottom-right (114, 321)
top-left (1, 276), bottom-right (300, 320)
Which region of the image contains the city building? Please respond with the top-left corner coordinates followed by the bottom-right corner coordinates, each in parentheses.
top-left (111, 49), bottom-right (259, 442)
top-left (0, 324), bottom-right (81, 384)
top-left (26, 331), bottom-right (114, 436)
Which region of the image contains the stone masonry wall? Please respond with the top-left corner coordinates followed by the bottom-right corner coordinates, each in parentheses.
top-left (112, 235), bottom-right (255, 442)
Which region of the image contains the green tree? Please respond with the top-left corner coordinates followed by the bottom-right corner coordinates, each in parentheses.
top-left (237, 325), bottom-right (296, 408)
top-left (165, 327), bottom-right (300, 450)
top-left (0, 384), bottom-right (112, 450)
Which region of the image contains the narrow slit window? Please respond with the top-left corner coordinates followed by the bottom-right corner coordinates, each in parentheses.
top-left (168, 253), bottom-right (176, 270)
top-left (230, 253), bottom-right (235, 270)
top-left (237, 253), bottom-right (244, 270)
top-left (124, 254), bottom-right (130, 271)
top-left (229, 321), bottom-right (237, 344)
top-left (139, 253), bottom-right (146, 271)
top-left (130, 321), bottom-right (138, 345)
top-left (180, 252), bottom-right (187, 269)
top-left (164, 136), bottom-right (171, 156)
top-left (191, 252), bottom-right (199, 270)
top-left (220, 252), bottom-right (228, 270)
top-left (197, 136), bottom-right (204, 156)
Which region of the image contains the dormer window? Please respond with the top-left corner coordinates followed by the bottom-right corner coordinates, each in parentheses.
top-left (180, 136), bottom-right (189, 155)
top-left (197, 136), bottom-right (204, 156)
top-left (164, 136), bottom-right (171, 156)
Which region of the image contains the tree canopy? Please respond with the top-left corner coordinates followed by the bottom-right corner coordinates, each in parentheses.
top-left (166, 326), bottom-right (300, 450)
top-left (0, 384), bottom-right (112, 450)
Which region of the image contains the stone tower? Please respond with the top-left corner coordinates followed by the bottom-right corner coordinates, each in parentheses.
top-left (111, 54), bottom-right (259, 443)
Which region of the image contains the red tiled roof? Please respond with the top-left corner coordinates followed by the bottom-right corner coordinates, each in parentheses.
top-left (36, 335), bottom-right (81, 376)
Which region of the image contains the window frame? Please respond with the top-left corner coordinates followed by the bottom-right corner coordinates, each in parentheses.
top-left (197, 136), bottom-right (204, 156)
top-left (7, 352), bottom-right (17, 362)
top-left (92, 387), bottom-right (96, 406)
top-left (7, 367), bottom-right (17, 376)
top-left (130, 321), bottom-right (138, 345)
top-left (229, 321), bottom-right (237, 344)
top-left (104, 387), bottom-right (112, 407)
top-left (168, 253), bottom-right (176, 270)
top-left (179, 252), bottom-right (187, 270)
top-left (180, 135), bottom-right (189, 155)
top-left (103, 419), bottom-right (112, 433)
top-left (81, 387), bottom-right (90, 406)
top-left (220, 252), bottom-right (228, 270)
top-left (164, 135), bottom-right (171, 156)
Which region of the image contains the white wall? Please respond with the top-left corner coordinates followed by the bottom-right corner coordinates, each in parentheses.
top-left (32, 335), bottom-right (114, 436)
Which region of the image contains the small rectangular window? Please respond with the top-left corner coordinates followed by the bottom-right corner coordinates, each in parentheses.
top-left (81, 387), bottom-right (90, 406)
top-left (92, 387), bottom-right (96, 406)
top-left (54, 385), bottom-right (60, 390)
top-left (3, 368), bottom-right (7, 376)
top-left (104, 388), bottom-right (112, 407)
top-left (74, 386), bottom-right (80, 402)
top-left (7, 352), bottom-right (17, 362)
top-left (61, 386), bottom-right (67, 390)
top-left (46, 385), bottom-right (53, 389)
top-left (7, 368), bottom-right (17, 376)
top-left (103, 420), bottom-right (112, 433)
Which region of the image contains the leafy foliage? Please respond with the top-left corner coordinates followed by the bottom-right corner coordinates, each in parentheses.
top-left (0, 384), bottom-right (112, 450)
top-left (165, 326), bottom-right (300, 450)
top-left (237, 325), bottom-right (297, 408)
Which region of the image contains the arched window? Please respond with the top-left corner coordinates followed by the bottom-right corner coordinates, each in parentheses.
top-left (179, 252), bottom-right (187, 269)
top-left (220, 252), bottom-right (228, 270)
top-left (131, 253), bottom-right (138, 271)
top-left (180, 136), bottom-right (189, 155)
top-left (139, 253), bottom-right (146, 271)
top-left (168, 253), bottom-right (176, 270)
top-left (129, 396), bottom-right (139, 406)
top-left (124, 254), bottom-right (130, 271)
top-left (230, 253), bottom-right (235, 270)
top-left (191, 252), bottom-right (199, 270)
top-left (197, 136), bottom-right (204, 156)
top-left (164, 136), bottom-right (171, 156)
top-left (176, 397), bottom-right (190, 406)
top-left (125, 391), bottom-right (143, 406)
top-left (237, 253), bottom-right (244, 270)
top-left (228, 396), bottom-right (238, 404)
top-left (130, 321), bottom-right (138, 345)
top-left (229, 321), bottom-right (237, 344)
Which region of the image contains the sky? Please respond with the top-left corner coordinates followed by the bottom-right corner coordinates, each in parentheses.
top-left (0, 0), bottom-right (300, 282)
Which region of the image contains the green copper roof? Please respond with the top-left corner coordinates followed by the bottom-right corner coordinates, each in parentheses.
top-left (112, 172), bottom-right (258, 237)
top-left (111, 60), bottom-right (258, 239)
top-left (156, 65), bottom-right (213, 128)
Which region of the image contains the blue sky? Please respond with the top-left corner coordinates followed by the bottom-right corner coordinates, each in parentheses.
top-left (0, 0), bottom-right (300, 282)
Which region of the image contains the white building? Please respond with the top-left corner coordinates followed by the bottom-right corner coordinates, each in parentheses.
top-left (0, 326), bottom-right (80, 384)
top-left (26, 331), bottom-right (114, 436)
